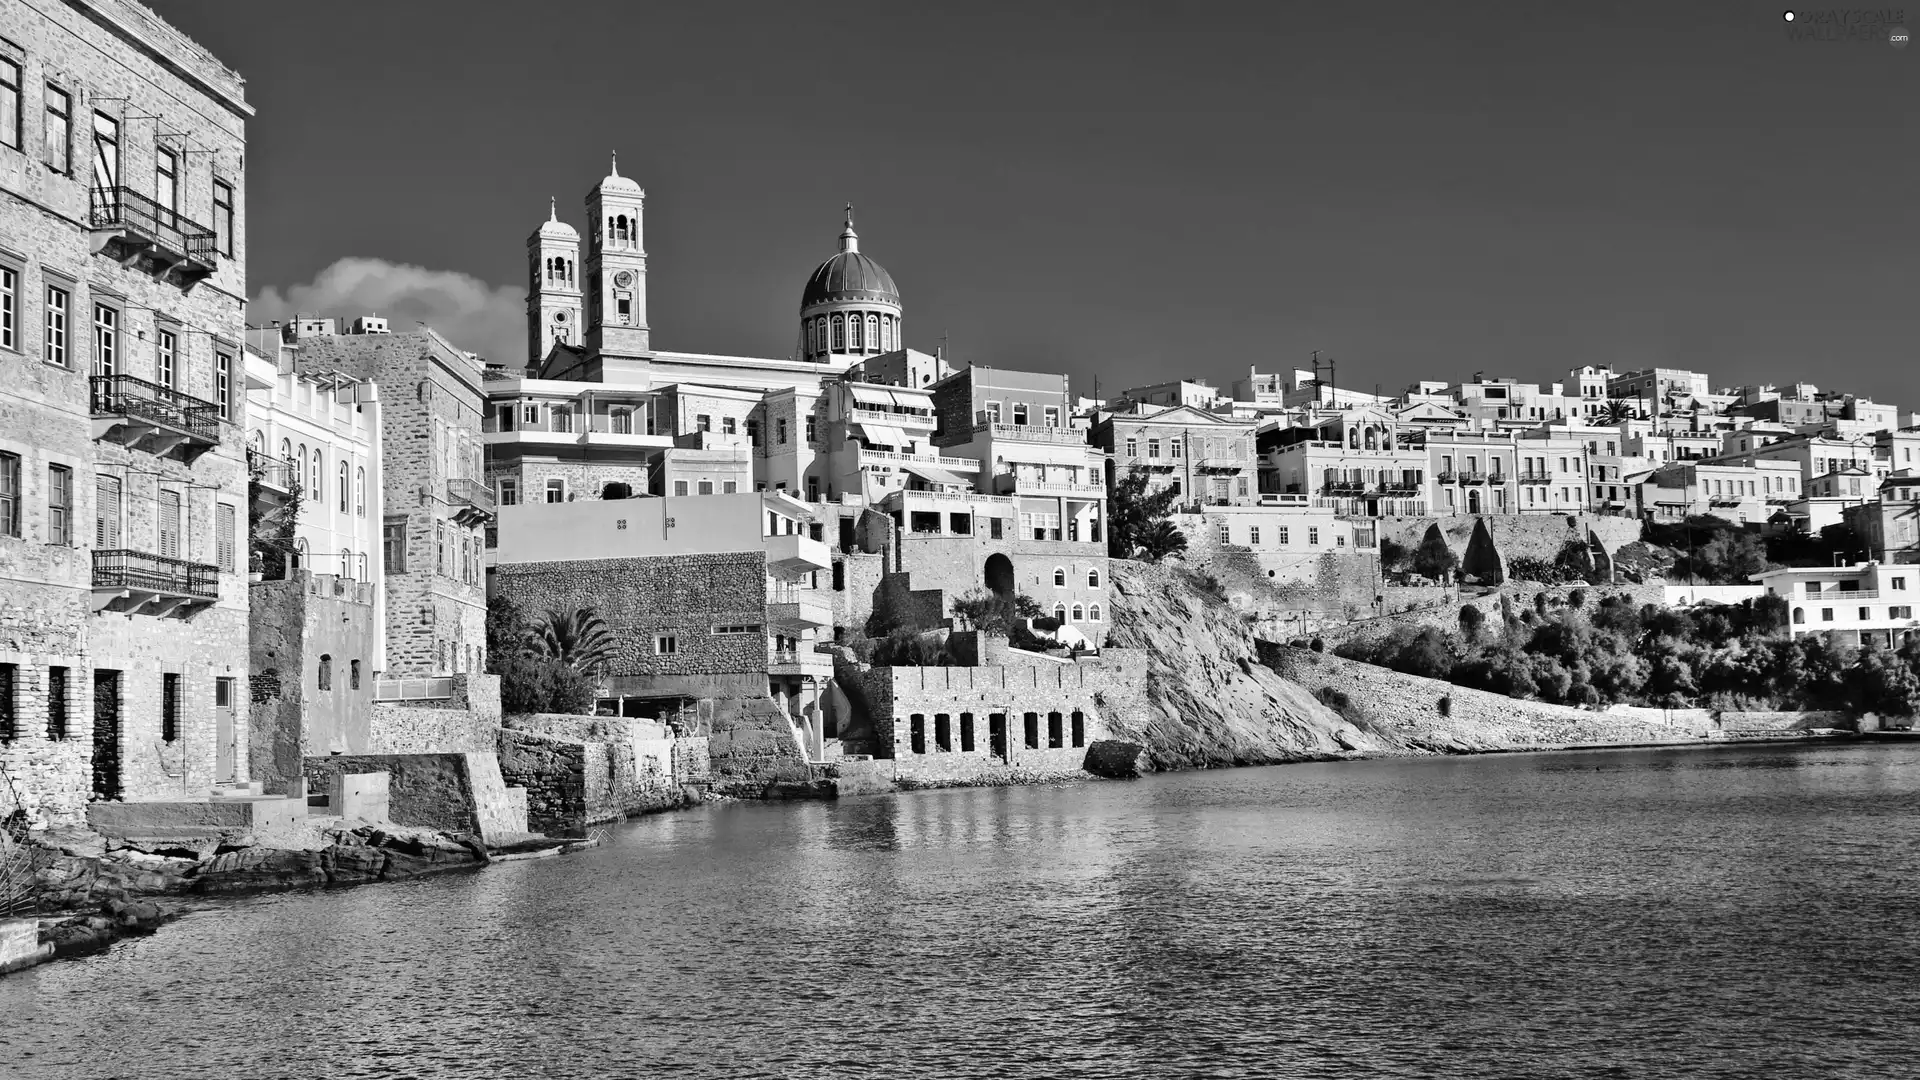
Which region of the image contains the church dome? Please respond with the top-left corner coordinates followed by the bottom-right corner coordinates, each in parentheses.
top-left (597, 152), bottom-right (644, 197)
top-left (800, 208), bottom-right (899, 310)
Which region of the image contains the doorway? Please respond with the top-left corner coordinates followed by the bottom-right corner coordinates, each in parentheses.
top-left (985, 554), bottom-right (1014, 599)
top-left (988, 712), bottom-right (1008, 761)
top-left (215, 677), bottom-right (236, 783)
top-left (91, 669), bottom-right (122, 801)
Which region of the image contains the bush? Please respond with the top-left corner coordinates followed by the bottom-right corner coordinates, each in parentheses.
top-left (1309, 637), bottom-right (1325, 653)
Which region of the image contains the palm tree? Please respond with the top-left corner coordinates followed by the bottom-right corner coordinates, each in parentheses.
top-left (531, 607), bottom-right (618, 675)
top-left (1138, 519), bottom-right (1189, 562)
top-left (1600, 398), bottom-right (1638, 424)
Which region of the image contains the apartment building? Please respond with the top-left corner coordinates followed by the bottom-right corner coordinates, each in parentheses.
top-left (1754, 562), bottom-right (1919, 648)
top-left (930, 364), bottom-right (1107, 544)
top-left (1259, 408), bottom-right (1427, 518)
top-left (0, 0), bottom-right (251, 824)
top-left (1091, 403), bottom-right (1259, 509)
top-left (1846, 475), bottom-right (1920, 565)
top-left (1424, 432), bottom-right (1588, 516)
top-left (284, 327), bottom-right (491, 679)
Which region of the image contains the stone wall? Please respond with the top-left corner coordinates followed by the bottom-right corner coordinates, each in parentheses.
top-left (830, 551), bottom-right (886, 639)
top-left (1265, 648), bottom-right (1694, 750)
top-left (492, 551), bottom-right (768, 677)
top-left (498, 714), bottom-right (709, 834)
top-left (1378, 513), bottom-right (1643, 580)
top-left (0, 593), bottom-right (90, 827)
top-left (303, 751), bottom-right (527, 843)
top-left (488, 460), bottom-right (656, 505)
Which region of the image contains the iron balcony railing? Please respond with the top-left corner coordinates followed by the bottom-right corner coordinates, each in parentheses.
top-left (90, 374), bottom-right (222, 441)
top-left (92, 549), bottom-right (219, 600)
top-left (89, 186), bottom-right (219, 266)
top-left (447, 478), bottom-right (496, 512)
top-left (247, 448), bottom-right (296, 486)
top-left (1436, 470), bottom-right (1457, 483)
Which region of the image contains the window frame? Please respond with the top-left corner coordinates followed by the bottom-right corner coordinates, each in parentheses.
top-left (0, 451), bottom-right (18, 538)
top-left (155, 327), bottom-right (176, 387)
top-left (155, 145), bottom-right (179, 215)
top-left (383, 519), bottom-right (407, 574)
top-left (44, 84), bottom-right (71, 175)
top-left (44, 283), bottom-right (69, 367)
top-left (0, 263), bottom-right (14, 352)
top-left (0, 58), bottom-right (19, 152)
top-left (212, 179), bottom-right (235, 258)
top-left (47, 463), bottom-right (72, 545)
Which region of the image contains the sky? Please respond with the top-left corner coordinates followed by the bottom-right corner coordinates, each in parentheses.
top-left (160, 0), bottom-right (1915, 404)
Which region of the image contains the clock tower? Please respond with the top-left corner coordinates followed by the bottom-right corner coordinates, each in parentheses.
top-left (526, 198), bottom-right (582, 365)
top-left (583, 152), bottom-right (650, 356)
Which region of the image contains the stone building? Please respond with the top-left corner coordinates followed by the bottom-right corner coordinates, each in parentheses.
top-left (0, 0), bottom-right (252, 825)
top-left (1846, 475), bottom-right (1920, 566)
top-left (1259, 408), bottom-right (1429, 518)
top-left (281, 326), bottom-right (491, 680)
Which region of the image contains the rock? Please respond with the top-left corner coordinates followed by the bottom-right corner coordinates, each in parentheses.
top-left (322, 845), bottom-right (386, 884)
top-left (192, 847), bottom-right (327, 893)
top-left (1082, 739), bottom-right (1151, 779)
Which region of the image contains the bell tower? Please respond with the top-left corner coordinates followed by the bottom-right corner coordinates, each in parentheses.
top-left (526, 198), bottom-right (582, 365)
top-left (584, 152), bottom-right (650, 356)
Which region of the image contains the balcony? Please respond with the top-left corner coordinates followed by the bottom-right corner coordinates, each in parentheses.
top-left (1196, 457), bottom-right (1246, 472)
top-left (769, 648), bottom-right (835, 678)
top-left (766, 533), bottom-right (832, 574)
top-left (88, 186), bottom-right (218, 289)
top-left (1809, 589), bottom-right (1878, 601)
top-left (447, 478), bottom-right (495, 526)
top-left (1325, 481), bottom-right (1368, 495)
top-left (768, 597), bottom-right (834, 632)
top-left (248, 449), bottom-right (296, 508)
top-left (858, 449), bottom-right (981, 472)
top-left (90, 374), bottom-right (223, 462)
top-left (1436, 470), bottom-right (1457, 483)
top-left (91, 549), bottom-right (218, 618)
top-left (852, 407), bottom-right (936, 430)
top-left (1460, 471), bottom-right (1489, 484)
top-left (978, 422), bottom-right (1089, 446)
top-left (1377, 482), bottom-right (1423, 495)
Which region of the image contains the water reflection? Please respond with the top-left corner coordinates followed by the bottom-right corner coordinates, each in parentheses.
top-left (1, 743), bottom-right (1917, 1079)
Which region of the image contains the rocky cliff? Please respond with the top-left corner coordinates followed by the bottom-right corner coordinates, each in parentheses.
top-left (1102, 561), bottom-right (1684, 769)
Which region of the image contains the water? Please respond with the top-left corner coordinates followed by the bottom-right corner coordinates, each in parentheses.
top-left (4, 742), bottom-right (1919, 1079)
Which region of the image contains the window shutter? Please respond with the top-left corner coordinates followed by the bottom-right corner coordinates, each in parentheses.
top-left (216, 503), bottom-right (235, 572)
top-left (158, 490), bottom-right (180, 558)
top-left (96, 475), bottom-right (121, 548)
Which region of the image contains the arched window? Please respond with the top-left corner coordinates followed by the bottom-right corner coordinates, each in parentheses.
top-left (1053, 567), bottom-right (1067, 587)
top-left (1053, 603), bottom-right (1067, 622)
top-left (1088, 569), bottom-right (1100, 588)
top-left (338, 461), bottom-right (349, 512)
top-left (249, 430), bottom-right (264, 456)
top-left (317, 654), bottom-right (332, 690)
top-left (866, 314), bottom-right (879, 352)
top-left (341, 547), bottom-right (353, 579)
top-left (831, 314), bottom-right (845, 351)
top-left (1349, 428), bottom-right (1360, 449)
top-left (849, 312), bottom-right (864, 351)
top-left (1089, 603), bottom-right (1103, 622)
top-left (280, 438), bottom-right (292, 467)
top-left (1071, 604), bottom-right (1085, 621)
top-left (350, 660), bottom-right (361, 690)
top-left (355, 467), bottom-right (366, 516)
top-left (1792, 607), bottom-right (1805, 624)
top-left (882, 316), bottom-right (894, 352)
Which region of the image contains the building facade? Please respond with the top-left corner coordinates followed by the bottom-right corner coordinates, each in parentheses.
top-left (1755, 562), bottom-right (1919, 647)
top-left (0, 0), bottom-right (252, 824)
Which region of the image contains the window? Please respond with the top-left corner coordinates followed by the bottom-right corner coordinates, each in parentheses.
top-left (383, 520), bottom-right (407, 573)
top-left (92, 110), bottom-right (117, 188)
top-left (1860, 607), bottom-right (1872, 621)
top-left (806, 415), bottom-right (817, 443)
top-left (1821, 608), bottom-right (1833, 622)
top-left (725, 481), bottom-right (739, 494)
top-left (777, 418), bottom-right (788, 444)
top-left (156, 488), bottom-right (182, 558)
top-left (673, 480), bottom-right (689, 496)
top-left (153, 328), bottom-right (178, 387)
top-left (0, 264), bottom-right (13, 351)
top-left (0, 452), bottom-right (16, 537)
top-left (1148, 440), bottom-right (1160, 458)
top-left (216, 352), bottom-right (232, 420)
top-left (711, 624), bottom-right (762, 635)
top-left (355, 467), bottom-right (367, 516)
top-left (1072, 710), bottom-right (1086, 748)
top-left (435, 524), bottom-right (447, 576)
top-left (867, 313), bottom-right (879, 352)
top-left (1894, 577), bottom-right (1907, 591)
top-left (1053, 603), bottom-right (1067, 622)
top-left (654, 635), bottom-right (677, 655)
top-left (350, 660), bottom-right (361, 690)
top-left (96, 475), bottom-right (120, 547)
top-left (1308, 526), bottom-right (1320, 546)
top-left (1053, 567), bottom-right (1067, 587)
top-left (1044, 406), bottom-right (1060, 428)
top-left (499, 478), bottom-right (518, 506)
top-left (1089, 603), bottom-right (1103, 621)
top-left (522, 403), bottom-right (540, 425)
top-left (44, 85), bottom-right (70, 174)
top-left (990, 518), bottom-right (1003, 540)
top-left (161, 673), bottom-right (180, 742)
top-left (1048, 712), bottom-right (1064, 749)
top-left (747, 418), bottom-right (760, 446)
top-left (849, 313), bottom-right (864, 351)
top-left (986, 401), bottom-right (1002, 424)
top-left (831, 315), bottom-right (845, 351)
top-left (0, 59), bottom-right (18, 151)
top-left (203, 500), bottom-right (235, 573)
top-left (697, 480), bottom-right (714, 495)
top-left (338, 461), bottom-right (350, 512)
top-left (47, 666), bottom-right (68, 740)
top-left (1249, 525), bottom-right (1263, 545)
top-left (545, 478), bottom-right (565, 503)
top-left (1216, 523), bottom-right (1230, 544)
top-left (318, 655), bottom-right (332, 691)
top-left (44, 463), bottom-right (72, 545)
top-left (611, 409), bottom-right (633, 435)
top-left (1170, 441), bottom-right (1183, 459)
top-left (1071, 604), bottom-right (1084, 621)
top-left (306, 448), bottom-right (322, 501)
top-left (551, 406), bottom-right (573, 433)
top-left (1125, 438), bottom-right (1137, 457)
top-left (155, 146), bottom-right (178, 214)
top-left (1891, 606), bottom-right (1913, 620)
top-left (1012, 403), bottom-right (1029, 426)
top-left (1023, 712), bottom-right (1039, 749)
top-left (213, 180), bottom-right (234, 257)
top-left (45, 285), bottom-right (68, 366)
top-left (1088, 569), bottom-right (1100, 587)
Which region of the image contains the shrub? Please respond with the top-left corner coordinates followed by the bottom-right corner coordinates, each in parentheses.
top-left (1310, 638), bottom-right (1325, 653)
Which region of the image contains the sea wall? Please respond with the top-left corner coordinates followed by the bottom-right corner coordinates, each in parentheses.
top-left (496, 715), bottom-right (709, 835)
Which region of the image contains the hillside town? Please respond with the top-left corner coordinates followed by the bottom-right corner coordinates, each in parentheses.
top-left (3, 0), bottom-right (1919, 871)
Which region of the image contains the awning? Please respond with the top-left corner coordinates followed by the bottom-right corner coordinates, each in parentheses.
top-left (860, 423), bottom-right (908, 448)
top-left (848, 384), bottom-right (893, 407)
top-left (887, 388), bottom-right (933, 409)
top-left (903, 463), bottom-right (971, 489)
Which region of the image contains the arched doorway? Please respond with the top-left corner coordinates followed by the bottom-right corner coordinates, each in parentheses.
top-left (1467, 489), bottom-right (1482, 514)
top-left (985, 553), bottom-right (1014, 599)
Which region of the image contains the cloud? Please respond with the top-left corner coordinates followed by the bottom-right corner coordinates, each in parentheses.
top-left (251, 258), bottom-right (526, 365)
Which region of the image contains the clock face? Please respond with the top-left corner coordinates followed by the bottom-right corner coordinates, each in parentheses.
top-left (613, 270), bottom-right (635, 289)
top-left (552, 311), bottom-right (569, 323)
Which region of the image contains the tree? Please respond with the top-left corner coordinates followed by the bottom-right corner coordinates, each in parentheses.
top-left (1601, 398), bottom-right (1639, 424)
top-left (488, 595), bottom-right (599, 715)
top-left (247, 466), bottom-right (302, 579)
top-left (950, 590), bottom-right (1043, 633)
top-left (1379, 538), bottom-right (1412, 578)
top-left (530, 607), bottom-right (618, 675)
top-left (1413, 532), bottom-right (1459, 581)
top-left (1107, 466), bottom-right (1183, 560)
top-left (1137, 519), bottom-right (1189, 562)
